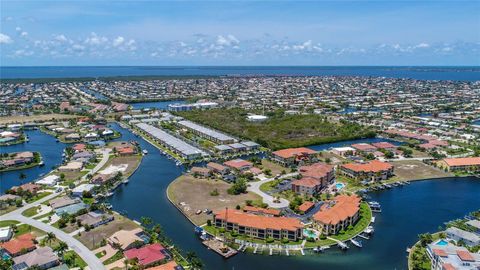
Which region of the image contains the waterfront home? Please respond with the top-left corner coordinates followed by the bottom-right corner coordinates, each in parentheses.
top-left (191, 167), bottom-right (211, 178)
top-left (331, 146), bottom-right (356, 157)
top-left (351, 143), bottom-right (377, 152)
top-left (371, 142), bottom-right (397, 150)
top-left (241, 141), bottom-right (260, 151)
top-left (0, 234), bottom-right (36, 257)
top-left (12, 246), bottom-right (59, 270)
top-left (48, 196), bottom-right (80, 209)
top-left (71, 184), bottom-right (96, 197)
top-left (76, 211), bottom-right (114, 228)
top-left (242, 206), bottom-right (281, 217)
top-left (0, 227), bottom-right (13, 242)
top-left (271, 147), bottom-right (317, 166)
top-left (107, 228), bottom-right (144, 250)
top-left (313, 195), bottom-right (361, 235)
top-left (340, 160), bottom-right (394, 182)
top-left (213, 209), bottom-right (304, 241)
top-left (466, 220), bottom-right (480, 234)
top-left (57, 161), bottom-right (83, 172)
top-left (11, 183), bottom-right (41, 194)
top-left (72, 143), bottom-right (87, 152)
top-left (437, 157), bottom-right (480, 172)
top-left (426, 241), bottom-right (480, 270)
top-left (214, 144), bottom-right (233, 155)
top-left (124, 243), bottom-right (170, 267)
top-left (445, 227), bottom-right (480, 246)
top-left (291, 162), bottom-right (335, 195)
top-left (207, 162), bottom-right (230, 176)
top-left (54, 202), bottom-right (88, 216)
top-left (65, 133), bottom-right (81, 141)
top-left (71, 151), bottom-right (95, 161)
top-left (91, 173), bottom-right (114, 185)
top-left (35, 175), bottom-right (59, 186)
top-left (223, 159), bottom-right (253, 172)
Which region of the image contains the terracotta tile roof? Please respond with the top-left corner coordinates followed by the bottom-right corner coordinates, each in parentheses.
top-left (147, 261), bottom-right (179, 270)
top-left (124, 243), bottom-right (166, 266)
top-left (215, 209), bottom-right (303, 231)
top-left (371, 142), bottom-right (396, 149)
top-left (433, 248), bottom-right (448, 257)
top-left (313, 195), bottom-right (361, 225)
top-left (292, 177), bottom-right (320, 188)
top-left (351, 143), bottom-right (377, 151)
top-left (298, 201), bottom-right (315, 212)
top-left (207, 162), bottom-right (227, 171)
top-left (299, 162), bottom-right (334, 179)
top-left (442, 263), bottom-right (456, 270)
top-left (223, 159), bottom-right (252, 169)
top-left (243, 206), bottom-right (281, 216)
top-left (341, 160), bottom-right (393, 173)
top-left (272, 147), bottom-right (317, 159)
top-left (442, 157), bottom-right (480, 167)
top-left (456, 250), bottom-right (475, 261)
top-left (0, 233), bottom-right (35, 255)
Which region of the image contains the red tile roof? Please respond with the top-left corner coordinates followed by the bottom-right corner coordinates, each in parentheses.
top-left (371, 142), bottom-right (396, 149)
top-left (147, 261), bottom-right (179, 270)
top-left (442, 157), bottom-right (480, 167)
top-left (272, 147), bottom-right (316, 159)
top-left (456, 250), bottom-right (475, 262)
top-left (442, 263), bottom-right (456, 270)
top-left (215, 209), bottom-right (303, 231)
top-left (433, 248), bottom-right (448, 257)
top-left (0, 233), bottom-right (35, 255)
top-left (299, 162), bottom-right (334, 179)
top-left (292, 177), bottom-right (320, 188)
top-left (207, 162), bottom-right (228, 172)
top-left (243, 206), bottom-right (281, 216)
top-left (342, 160), bottom-right (393, 173)
top-left (124, 243), bottom-right (167, 266)
top-left (313, 195), bottom-right (361, 225)
top-left (223, 159), bottom-right (252, 170)
top-left (298, 201), bottom-right (315, 212)
top-left (351, 143), bottom-right (377, 151)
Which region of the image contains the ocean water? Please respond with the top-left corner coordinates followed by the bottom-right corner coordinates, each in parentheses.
top-left (1, 66), bottom-right (479, 81)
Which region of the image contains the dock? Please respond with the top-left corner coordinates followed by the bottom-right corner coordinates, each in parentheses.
top-left (202, 239), bottom-right (237, 258)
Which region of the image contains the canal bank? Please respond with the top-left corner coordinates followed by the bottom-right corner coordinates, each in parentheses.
top-left (104, 123), bottom-right (480, 270)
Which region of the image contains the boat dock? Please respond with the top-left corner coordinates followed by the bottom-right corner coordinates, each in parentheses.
top-left (202, 239), bottom-right (238, 259)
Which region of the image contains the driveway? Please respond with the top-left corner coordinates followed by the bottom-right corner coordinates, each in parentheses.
top-left (247, 173), bottom-right (297, 208)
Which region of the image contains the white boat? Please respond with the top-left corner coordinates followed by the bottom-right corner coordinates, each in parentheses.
top-left (371, 216), bottom-right (376, 223)
top-left (142, 149), bottom-right (148, 155)
top-left (338, 241), bottom-right (349, 250)
top-left (350, 238), bottom-right (363, 248)
top-left (364, 226), bottom-right (375, 235)
top-left (122, 179), bottom-right (129, 184)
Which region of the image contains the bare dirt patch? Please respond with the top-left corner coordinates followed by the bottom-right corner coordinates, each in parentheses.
top-left (168, 175), bottom-right (261, 225)
top-left (0, 114), bottom-right (79, 124)
top-left (390, 160), bottom-right (453, 181)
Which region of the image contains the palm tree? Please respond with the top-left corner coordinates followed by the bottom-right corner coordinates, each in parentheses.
top-left (55, 241), bottom-right (68, 258)
top-left (140, 216), bottom-right (152, 227)
top-left (45, 232), bottom-right (57, 246)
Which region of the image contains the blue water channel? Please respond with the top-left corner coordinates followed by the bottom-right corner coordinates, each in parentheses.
top-left (1, 120), bottom-right (479, 270)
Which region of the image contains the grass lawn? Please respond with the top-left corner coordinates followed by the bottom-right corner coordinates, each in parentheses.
top-left (96, 250), bottom-right (106, 258)
top-left (33, 211), bottom-right (54, 220)
top-left (177, 108), bottom-right (376, 150)
top-left (0, 220), bottom-right (20, 227)
top-left (22, 206), bottom-right (40, 217)
top-left (15, 224), bottom-right (46, 237)
top-left (103, 251), bottom-right (124, 265)
top-left (259, 179), bottom-right (282, 193)
top-left (26, 191), bottom-right (52, 203)
top-left (168, 175), bottom-right (261, 225)
top-left (331, 202), bottom-right (372, 241)
top-left (64, 250), bottom-right (88, 268)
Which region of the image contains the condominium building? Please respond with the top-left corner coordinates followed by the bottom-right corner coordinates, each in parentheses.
top-left (313, 195), bottom-right (361, 235)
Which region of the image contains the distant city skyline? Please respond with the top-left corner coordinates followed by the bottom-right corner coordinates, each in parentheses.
top-left (1, 0), bottom-right (479, 66)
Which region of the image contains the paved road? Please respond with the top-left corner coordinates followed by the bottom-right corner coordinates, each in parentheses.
top-left (80, 148), bottom-right (111, 182)
top-left (247, 173), bottom-right (298, 208)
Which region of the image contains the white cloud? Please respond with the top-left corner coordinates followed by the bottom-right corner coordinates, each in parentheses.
top-left (20, 31), bottom-right (28, 37)
top-left (0, 33), bottom-right (13, 44)
top-left (15, 27), bottom-right (22, 32)
top-left (55, 34), bottom-right (68, 42)
top-left (113, 36), bottom-right (125, 47)
top-left (216, 34), bottom-right (239, 46)
top-left (13, 49), bottom-right (34, 57)
top-left (72, 44), bottom-right (85, 51)
top-left (415, 43), bottom-right (430, 49)
top-left (84, 32), bottom-right (108, 45)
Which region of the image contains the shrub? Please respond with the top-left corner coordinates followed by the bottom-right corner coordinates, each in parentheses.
top-left (266, 237), bottom-right (275, 243)
top-left (210, 189), bottom-right (219, 196)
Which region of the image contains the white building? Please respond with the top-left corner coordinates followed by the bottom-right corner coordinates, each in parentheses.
top-left (446, 227), bottom-right (480, 246)
top-left (0, 227), bottom-right (13, 242)
top-left (36, 175), bottom-right (59, 186)
top-left (72, 184), bottom-right (96, 197)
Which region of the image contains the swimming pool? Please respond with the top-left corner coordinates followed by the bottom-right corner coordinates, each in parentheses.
top-left (436, 239), bottom-right (448, 246)
top-left (303, 229), bottom-right (318, 239)
top-left (336, 183), bottom-right (345, 190)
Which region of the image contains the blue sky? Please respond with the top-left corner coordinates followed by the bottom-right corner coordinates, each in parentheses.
top-left (1, 1), bottom-right (479, 66)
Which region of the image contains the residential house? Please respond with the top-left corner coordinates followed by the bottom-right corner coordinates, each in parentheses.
top-left (12, 246), bottom-right (59, 270)
top-left (124, 243), bottom-right (170, 267)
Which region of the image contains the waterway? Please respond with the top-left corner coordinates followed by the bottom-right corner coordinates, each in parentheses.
top-left (2, 66), bottom-right (479, 81)
top-left (2, 124), bottom-right (479, 270)
top-left (130, 100), bottom-right (186, 110)
top-left (0, 129), bottom-right (68, 193)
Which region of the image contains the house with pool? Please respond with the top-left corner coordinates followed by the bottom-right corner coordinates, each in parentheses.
top-left (312, 195), bottom-right (361, 235)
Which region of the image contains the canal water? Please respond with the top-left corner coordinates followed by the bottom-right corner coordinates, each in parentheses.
top-left (2, 122), bottom-right (479, 270)
top-left (130, 100), bottom-right (186, 110)
top-left (0, 129), bottom-right (68, 193)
